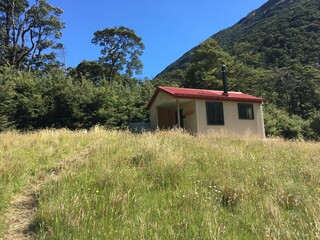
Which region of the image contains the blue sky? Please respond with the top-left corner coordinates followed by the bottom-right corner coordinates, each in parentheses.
top-left (49, 0), bottom-right (267, 79)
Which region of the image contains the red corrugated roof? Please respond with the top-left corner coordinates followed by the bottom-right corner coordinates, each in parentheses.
top-left (147, 86), bottom-right (264, 109)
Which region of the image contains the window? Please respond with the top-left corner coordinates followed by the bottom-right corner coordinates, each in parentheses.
top-left (206, 102), bottom-right (224, 125)
top-left (238, 103), bottom-right (254, 120)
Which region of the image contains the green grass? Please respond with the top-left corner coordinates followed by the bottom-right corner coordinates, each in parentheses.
top-left (1, 129), bottom-right (320, 239)
top-left (0, 129), bottom-right (102, 236)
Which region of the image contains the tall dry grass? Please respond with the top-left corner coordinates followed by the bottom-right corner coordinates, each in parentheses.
top-left (1, 129), bottom-right (320, 239)
top-left (0, 128), bottom-right (104, 235)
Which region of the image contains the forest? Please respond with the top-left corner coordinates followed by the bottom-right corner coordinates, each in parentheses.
top-left (1, 0), bottom-right (320, 139)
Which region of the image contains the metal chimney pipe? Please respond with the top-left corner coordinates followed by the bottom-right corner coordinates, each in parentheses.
top-left (221, 63), bottom-right (228, 95)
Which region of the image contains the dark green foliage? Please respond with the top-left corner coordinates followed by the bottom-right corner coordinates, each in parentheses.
top-left (272, 65), bottom-right (320, 118)
top-left (310, 111), bottom-right (320, 140)
top-left (68, 26), bottom-right (145, 86)
top-left (12, 75), bottom-right (46, 129)
top-left (0, 0), bottom-right (64, 70)
top-left (67, 61), bottom-right (106, 85)
top-left (91, 26), bottom-right (145, 81)
top-left (264, 104), bottom-right (311, 139)
top-left (0, 20), bottom-right (151, 132)
top-left (0, 67), bottom-right (154, 131)
top-left (213, 0), bottom-right (320, 69)
top-left (0, 68), bottom-right (16, 130)
top-left (157, 39), bottom-right (260, 95)
top-left (38, 69), bottom-right (97, 129)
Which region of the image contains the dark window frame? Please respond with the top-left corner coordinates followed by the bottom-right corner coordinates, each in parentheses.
top-left (206, 102), bottom-right (224, 125)
top-left (238, 103), bottom-right (254, 120)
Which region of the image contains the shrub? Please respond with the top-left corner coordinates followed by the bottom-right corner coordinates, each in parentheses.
top-left (264, 104), bottom-right (310, 139)
top-left (310, 111), bottom-right (320, 140)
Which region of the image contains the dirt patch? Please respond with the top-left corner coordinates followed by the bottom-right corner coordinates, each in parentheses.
top-left (3, 183), bottom-right (43, 239)
top-left (2, 142), bottom-right (101, 240)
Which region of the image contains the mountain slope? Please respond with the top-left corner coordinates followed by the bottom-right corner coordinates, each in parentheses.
top-left (214, 0), bottom-right (320, 68)
top-left (157, 0), bottom-right (320, 77)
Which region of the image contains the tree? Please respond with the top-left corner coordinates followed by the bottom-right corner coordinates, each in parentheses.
top-left (273, 64), bottom-right (320, 118)
top-left (310, 111), bottom-right (320, 140)
top-left (182, 39), bottom-right (257, 93)
top-left (0, 67), bottom-right (48, 130)
top-left (91, 26), bottom-right (144, 81)
top-left (0, 0), bottom-right (64, 71)
top-left (263, 103), bottom-right (311, 139)
top-left (68, 61), bottom-right (105, 85)
top-left (232, 42), bottom-right (262, 67)
top-left (0, 67), bottom-right (17, 130)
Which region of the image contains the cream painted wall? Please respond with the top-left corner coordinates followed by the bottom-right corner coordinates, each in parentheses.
top-left (149, 106), bottom-right (158, 129)
top-left (195, 100), bottom-right (265, 138)
top-left (149, 92), bottom-right (173, 129)
top-left (181, 101), bottom-right (197, 134)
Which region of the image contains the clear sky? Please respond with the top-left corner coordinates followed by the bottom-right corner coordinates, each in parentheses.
top-left (48, 0), bottom-right (267, 79)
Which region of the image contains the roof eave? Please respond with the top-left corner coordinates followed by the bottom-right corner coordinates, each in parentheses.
top-left (147, 86), bottom-right (264, 109)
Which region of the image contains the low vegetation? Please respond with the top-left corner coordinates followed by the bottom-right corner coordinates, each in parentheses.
top-left (0, 129), bottom-right (101, 236)
top-left (1, 129), bottom-right (320, 239)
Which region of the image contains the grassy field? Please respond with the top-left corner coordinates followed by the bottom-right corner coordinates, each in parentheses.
top-left (1, 129), bottom-right (320, 239)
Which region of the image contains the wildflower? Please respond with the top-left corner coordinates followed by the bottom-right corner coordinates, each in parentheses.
top-left (96, 189), bottom-right (100, 193)
top-left (265, 226), bottom-right (271, 239)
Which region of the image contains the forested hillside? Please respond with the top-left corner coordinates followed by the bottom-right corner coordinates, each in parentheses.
top-left (214, 0), bottom-right (320, 69)
top-left (159, 0), bottom-right (320, 74)
top-left (156, 0), bottom-right (320, 139)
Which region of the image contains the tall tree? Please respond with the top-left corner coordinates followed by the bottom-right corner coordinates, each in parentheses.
top-left (68, 60), bottom-right (105, 85)
top-left (182, 39), bottom-right (257, 93)
top-left (91, 26), bottom-right (144, 81)
top-left (274, 64), bottom-right (320, 118)
top-left (0, 0), bottom-right (64, 71)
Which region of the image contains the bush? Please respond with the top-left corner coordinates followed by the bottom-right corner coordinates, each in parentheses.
top-left (264, 104), bottom-right (311, 139)
top-left (310, 111), bottom-right (320, 140)
top-left (0, 68), bottom-right (153, 132)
